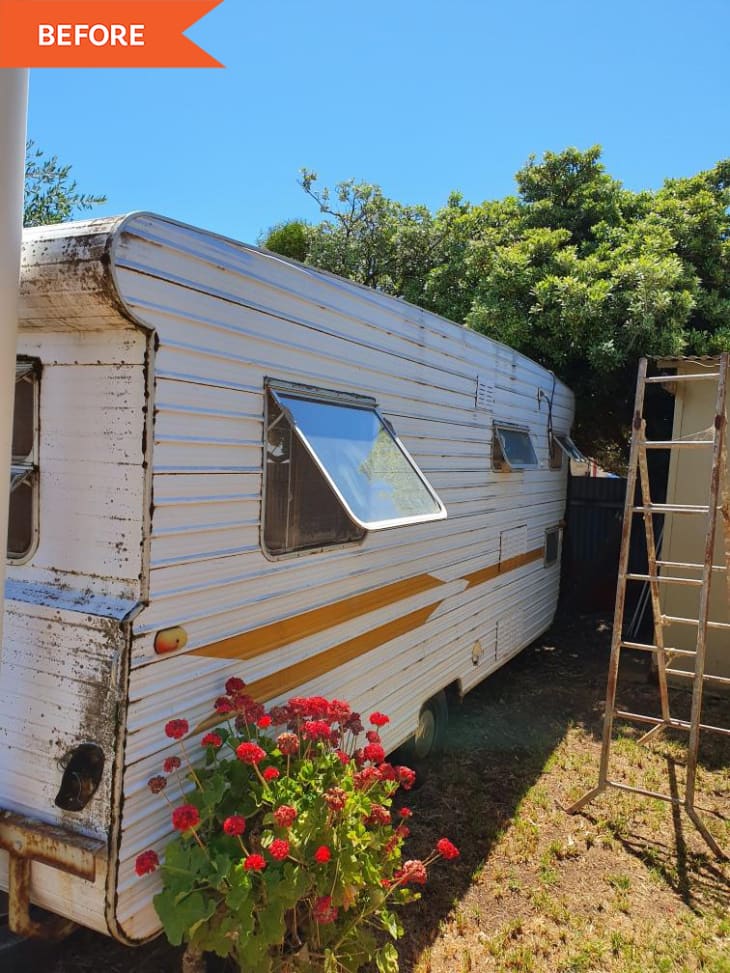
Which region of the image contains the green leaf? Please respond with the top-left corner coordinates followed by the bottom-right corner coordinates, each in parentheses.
top-left (153, 890), bottom-right (214, 947)
top-left (375, 941), bottom-right (400, 973)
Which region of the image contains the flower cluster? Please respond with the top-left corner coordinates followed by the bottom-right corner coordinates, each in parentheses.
top-left (136, 688), bottom-right (459, 973)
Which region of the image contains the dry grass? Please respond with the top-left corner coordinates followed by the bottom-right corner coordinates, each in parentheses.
top-left (49, 612), bottom-right (729, 973)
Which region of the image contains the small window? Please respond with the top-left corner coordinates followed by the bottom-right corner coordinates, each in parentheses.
top-left (493, 423), bottom-right (538, 471)
top-left (544, 526), bottom-right (561, 566)
top-left (264, 383), bottom-right (446, 556)
top-left (8, 359), bottom-right (40, 561)
top-left (552, 433), bottom-right (585, 464)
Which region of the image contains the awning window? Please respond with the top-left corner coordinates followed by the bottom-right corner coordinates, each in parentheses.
top-left (493, 424), bottom-right (538, 471)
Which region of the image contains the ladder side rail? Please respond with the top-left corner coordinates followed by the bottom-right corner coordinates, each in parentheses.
top-left (636, 422), bottom-right (672, 732)
top-left (594, 358), bottom-right (650, 790)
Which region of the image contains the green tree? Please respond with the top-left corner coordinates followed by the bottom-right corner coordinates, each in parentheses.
top-left (24, 140), bottom-right (106, 227)
top-left (263, 149), bottom-right (730, 465)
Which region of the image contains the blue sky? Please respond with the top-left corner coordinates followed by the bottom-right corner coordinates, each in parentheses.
top-left (27, 0), bottom-right (730, 244)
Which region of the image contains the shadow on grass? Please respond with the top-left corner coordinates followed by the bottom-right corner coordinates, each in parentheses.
top-left (46, 609), bottom-right (728, 972)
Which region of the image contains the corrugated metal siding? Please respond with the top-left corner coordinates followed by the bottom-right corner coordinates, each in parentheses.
top-left (112, 215), bottom-right (573, 941)
top-left (1, 324), bottom-right (149, 934)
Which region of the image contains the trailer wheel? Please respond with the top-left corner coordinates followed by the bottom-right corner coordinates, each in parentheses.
top-left (398, 690), bottom-right (449, 768)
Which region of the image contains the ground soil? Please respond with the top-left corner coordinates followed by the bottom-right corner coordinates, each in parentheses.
top-left (30, 612), bottom-right (730, 971)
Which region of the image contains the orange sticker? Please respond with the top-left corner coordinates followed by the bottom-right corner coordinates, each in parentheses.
top-left (0, 1), bottom-right (224, 68)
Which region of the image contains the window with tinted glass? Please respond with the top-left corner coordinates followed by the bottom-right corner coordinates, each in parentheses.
top-left (8, 359), bottom-right (40, 561)
top-left (263, 383), bottom-right (446, 556)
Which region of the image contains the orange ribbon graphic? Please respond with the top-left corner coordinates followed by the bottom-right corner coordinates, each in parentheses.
top-left (0, 1), bottom-right (224, 67)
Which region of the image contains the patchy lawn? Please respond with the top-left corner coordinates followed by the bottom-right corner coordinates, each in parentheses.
top-left (49, 612), bottom-right (729, 973)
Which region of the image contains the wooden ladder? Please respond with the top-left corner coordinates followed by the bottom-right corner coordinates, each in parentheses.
top-left (567, 354), bottom-right (730, 858)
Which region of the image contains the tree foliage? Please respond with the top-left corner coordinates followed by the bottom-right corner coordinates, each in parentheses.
top-left (24, 140), bottom-right (106, 227)
top-left (262, 150), bottom-right (730, 464)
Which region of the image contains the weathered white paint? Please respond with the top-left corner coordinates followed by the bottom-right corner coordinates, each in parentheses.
top-left (1, 213), bottom-right (574, 942)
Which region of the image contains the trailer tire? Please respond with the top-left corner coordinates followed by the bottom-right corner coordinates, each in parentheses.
top-left (398, 690), bottom-right (449, 767)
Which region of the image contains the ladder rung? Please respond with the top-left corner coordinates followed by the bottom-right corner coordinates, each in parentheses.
top-left (644, 439), bottom-right (715, 449)
top-left (620, 641), bottom-right (697, 659)
top-left (613, 710), bottom-right (730, 737)
top-left (665, 668), bottom-right (730, 687)
top-left (663, 615), bottom-right (730, 630)
top-left (655, 560), bottom-right (727, 572)
top-left (644, 373), bottom-right (721, 383)
top-left (604, 780), bottom-right (683, 805)
top-left (625, 573), bottom-right (703, 586)
top-left (632, 504), bottom-right (712, 514)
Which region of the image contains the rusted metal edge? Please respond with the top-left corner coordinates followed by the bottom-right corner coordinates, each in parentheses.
top-left (0, 809), bottom-right (105, 881)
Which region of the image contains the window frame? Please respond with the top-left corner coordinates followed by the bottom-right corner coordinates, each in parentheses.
top-left (551, 433), bottom-right (585, 464)
top-left (262, 379), bottom-right (446, 558)
top-left (492, 422), bottom-right (539, 472)
top-left (7, 357), bottom-right (41, 564)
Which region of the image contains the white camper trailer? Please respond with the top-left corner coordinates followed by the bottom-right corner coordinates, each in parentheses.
top-left (1, 213), bottom-right (575, 942)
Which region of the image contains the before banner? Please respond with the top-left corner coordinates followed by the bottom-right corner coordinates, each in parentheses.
top-left (0, 0), bottom-right (223, 67)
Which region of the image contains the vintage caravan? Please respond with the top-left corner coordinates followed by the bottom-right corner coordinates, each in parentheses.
top-left (0, 213), bottom-right (574, 941)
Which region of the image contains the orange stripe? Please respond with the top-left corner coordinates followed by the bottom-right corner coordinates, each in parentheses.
top-left (190, 572), bottom-right (444, 662)
top-left (192, 545), bottom-right (545, 665)
top-left (246, 604), bottom-right (435, 703)
top-left (464, 546), bottom-right (544, 588)
top-left (189, 544), bottom-right (548, 735)
top-left (191, 603), bottom-right (435, 733)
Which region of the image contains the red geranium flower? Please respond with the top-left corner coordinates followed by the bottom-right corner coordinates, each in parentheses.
top-left (201, 732), bottom-right (222, 748)
top-left (225, 676), bottom-right (246, 694)
top-left (269, 838), bottom-right (290, 861)
top-left (244, 854), bottom-right (266, 871)
top-left (364, 804), bottom-right (391, 827)
top-left (324, 787), bottom-right (347, 812)
top-left (134, 850), bottom-right (160, 876)
top-left (395, 859), bottom-right (427, 885)
top-left (268, 705), bottom-right (291, 726)
top-left (163, 756), bottom-right (181, 774)
top-left (171, 804), bottom-right (200, 832)
top-left (164, 719), bottom-right (189, 740)
top-left (378, 762), bottom-right (398, 781)
top-left (236, 741), bottom-right (266, 764)
top-left (262, 766), bottom-right (280, 781)
top-left (396, 766), bottom-right (416, 790)
top-left (276, 732), bottom-right (300, 756)
top-left (223, 815), bottom-right (246, 836)
top-left (314, 845), bottom-right (331, 864)
top-left (215, 696), bottom-right (235, 714)
top-left (335, 749), bottom-right (350, 765)
top-left (147, 775), bottom-right (167, 794)
top-left (366, 730), bottom-right (381, 744)
top-left (303, 720), bottom-right (331, 741)
top-left (344, 713), bottom-right (363, 734)
top-left (399, 807), bottom-right (413, 818)
top-left (436, 837), bottom-right (460, 860)
top-left (363, 743), bottom-right (385, 764)
top-left (328, 699), bottom-right (351, 723)
top-left (369, 712), bottom-right (390, 727)
top-left (313, 895), bottom-right (338, 924)
top-left (353, 767), bottom-right (381, 790)
top-left (273, 805), bottom-right (297, 828)
top-left (257, 715), bottom-right (272, 729)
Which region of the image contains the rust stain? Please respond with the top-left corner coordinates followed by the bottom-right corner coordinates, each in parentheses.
top-left (0, 810), bottom-right (104, 880)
